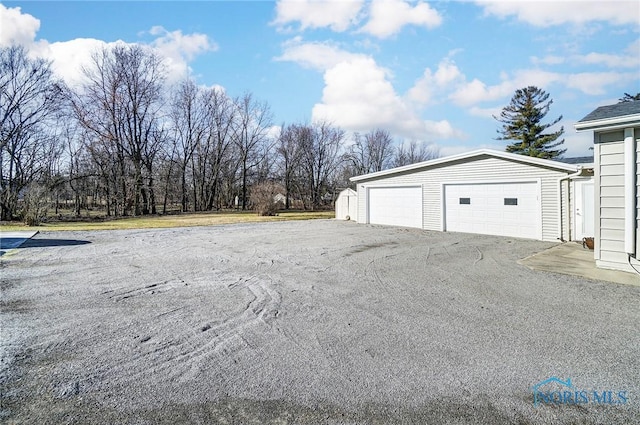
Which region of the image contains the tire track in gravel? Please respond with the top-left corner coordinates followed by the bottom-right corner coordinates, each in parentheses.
top-left (107, 278), bottom-right (280, 385)
top-left (105, 240), bottom-right (286, 386)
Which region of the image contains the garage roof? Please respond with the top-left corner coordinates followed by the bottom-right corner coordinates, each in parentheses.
top-left (350, 149), bottom-right (579, 182)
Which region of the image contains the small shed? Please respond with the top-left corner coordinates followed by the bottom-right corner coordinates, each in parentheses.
top-left (335, 188), bottom-right (357, 221)
top-left (575, 100), bottom-right (640, 274)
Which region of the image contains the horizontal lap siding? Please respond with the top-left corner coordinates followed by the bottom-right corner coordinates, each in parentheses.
top-left (596, 137), bottom-right (627, 266)
top-left (354, 156), bottom-right (569, 241)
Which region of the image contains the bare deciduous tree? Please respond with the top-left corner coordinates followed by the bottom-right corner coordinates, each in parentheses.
top-left (233, 93), bottom-right (273, 210)
top-left (276, 123), bottom-right (303, 209)
top-left (299, 121), bottom-right (345, 209)
top-left (169, 78), bottom-right (207, 212)
top-left (346, 128), bottom-right (394, 175)
top-left (73, 44), bottom-right (166, 216)
top-left (0, 46), bottom-right (64, 220)
top-left (392, 140), bottom-right (439, 167)
top-left (202, 87), bottom-right (237, 210)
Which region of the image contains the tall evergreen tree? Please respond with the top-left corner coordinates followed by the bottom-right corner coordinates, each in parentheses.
top-left (494, 86), bottom-right (565, 159)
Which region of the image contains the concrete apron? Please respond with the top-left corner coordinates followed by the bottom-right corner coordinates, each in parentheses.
top-left (0, 231), bottom-right (40, 256)
top-left (519, 242), bottom-right (640, 286)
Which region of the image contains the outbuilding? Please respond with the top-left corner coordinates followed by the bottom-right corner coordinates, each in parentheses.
top-left (350, 149), bottom-right (586, 242)
top-left (335, 188), bottom-right (357, 220)
top-left (575, 100), bottom-right (640, 274)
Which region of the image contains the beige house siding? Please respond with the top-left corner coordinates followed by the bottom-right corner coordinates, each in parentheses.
top-left (354, 155), bottom-right (571, 241)
top-left (594, 130), bottom-right (633, 271)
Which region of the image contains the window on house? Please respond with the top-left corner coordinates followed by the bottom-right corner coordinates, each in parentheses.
top-left (459, 198), bottom-right (471, 205)
top-left (504, 198), bottom-right (518, 206)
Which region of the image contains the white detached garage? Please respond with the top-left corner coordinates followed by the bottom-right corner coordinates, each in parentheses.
top-left (350, 149), bottom-right (583, 241)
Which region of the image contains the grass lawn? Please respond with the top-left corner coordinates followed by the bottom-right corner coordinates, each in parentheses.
top-left (0, 210), bottom-right (334, 232)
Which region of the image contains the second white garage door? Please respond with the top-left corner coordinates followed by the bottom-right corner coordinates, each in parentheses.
top-left (368, 186), bottom-right (422, 229)
top-left (444, 182), bottom-right (540, 239)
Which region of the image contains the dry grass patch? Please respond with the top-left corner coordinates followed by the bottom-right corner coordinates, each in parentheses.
top-left (0, 211), bottom-right (334, 232)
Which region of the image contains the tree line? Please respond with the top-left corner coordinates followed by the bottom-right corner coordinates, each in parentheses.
top-left (1, 44), bottom-right (438, 223)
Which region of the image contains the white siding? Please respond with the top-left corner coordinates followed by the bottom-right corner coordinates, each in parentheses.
top-left (594, 130), bottom-right (632, 271)
top-left (355, 155), bottom-right (570, 241)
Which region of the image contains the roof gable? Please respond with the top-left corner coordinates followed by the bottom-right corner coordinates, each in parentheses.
top-left (350, 149), bottom-right (578, 182)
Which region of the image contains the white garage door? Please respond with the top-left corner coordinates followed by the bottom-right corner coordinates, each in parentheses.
top-left (368, 186), bottom-right (422, 229)
top-left (444, 182), bottom-right (540, 239)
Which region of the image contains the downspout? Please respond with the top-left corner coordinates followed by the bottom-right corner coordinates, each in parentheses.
top-left (557, 166), bottom-right (583, 242)
top-left (623, 128), bottom-right (636, 256)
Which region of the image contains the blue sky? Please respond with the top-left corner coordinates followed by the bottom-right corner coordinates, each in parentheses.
top-left (2, 1), bottom-right (639, 157)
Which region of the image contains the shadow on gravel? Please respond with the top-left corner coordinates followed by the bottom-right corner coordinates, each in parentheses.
top-left (18, 239), bottom-right (92, 249)
top-left (0, 238), bottom-right (32, 249)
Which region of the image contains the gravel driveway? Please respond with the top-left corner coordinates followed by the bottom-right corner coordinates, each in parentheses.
top-left (1, 220), bottom-right (638, 424)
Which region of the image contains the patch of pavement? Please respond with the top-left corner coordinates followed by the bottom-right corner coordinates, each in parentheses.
top-left (519, 242), bottom-right (640, 286)
top-left (0, 231), bottom-right (40, 256)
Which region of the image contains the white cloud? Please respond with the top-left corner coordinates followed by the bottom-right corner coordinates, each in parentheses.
top-left (359, 0), bottom-right (442, 38)
top-left (42, 29), bottom-right (216, 86)
top-left (46, 38), bottom-right (110, 86)
top-left (564, 71), bottom-right (637, 95)
top-left (468, 105), bottom-right (503, 119)
top-left (272, 0), bottom-right (442, 37)
top-left (276, 43), bottom-right (467, 141)
top-left (0, 3), bottom-right (216, 86)
top-left (532, 39), bottom-right (640, 69)
top-left (577, 38), bottom-right (640, 69)
top-left (146, 26), bottom-right (218, 82)
top-left (275, 37), bottom-right (365, 71)
top-left (272, 0), bottom-right (364, 32)
top-left (530, 55), bottom-right (566, 66)
top-left (149, 26), bottom-right (218, 62)
top-left (423, 119), bottom-right (465, 140)
top-left (311, 56), bottom-right (464, 140)
top-left (407, 57), bottom-right (464, 105)
top-left (475, 0), bottom-right (640, 27)
top-left (0, 4), bottom-right (40, 47)
top-left (449, 69), bottom-right (563, 107)
top-left (449, 66), bottom-right (636, 107)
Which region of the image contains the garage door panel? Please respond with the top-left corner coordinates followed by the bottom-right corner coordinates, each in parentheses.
top-left (368, 187), bottom-right (422, 229)
top-left (445, 182), bottom-right (539, 239)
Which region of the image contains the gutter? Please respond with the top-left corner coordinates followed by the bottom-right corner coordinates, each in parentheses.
top-left (557, 167), bottom-right (584, 242)
top-left (575, 113), bottom-right (640, 132)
